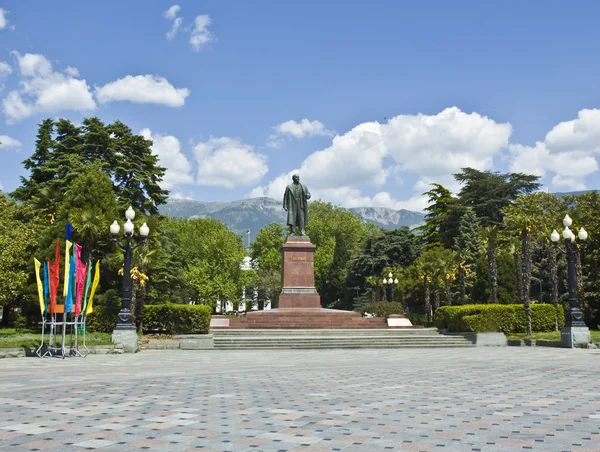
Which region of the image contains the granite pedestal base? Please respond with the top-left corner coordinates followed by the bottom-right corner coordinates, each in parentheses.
top-left (111, 328), bottom-right (139, 353)
top-left (226, 236), bottom-right (415, 329)
top-left (228, 308), bottom-right (389, 329)
top-left (561, 326), bottom-right (591, 348)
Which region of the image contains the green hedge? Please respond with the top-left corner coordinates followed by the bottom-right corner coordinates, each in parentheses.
top-left (359, 302), bottom-right (404, 318)
top-left (434, 304), bottom-right (564, 334)
top-left (142, 304), bottom-right (212, 334)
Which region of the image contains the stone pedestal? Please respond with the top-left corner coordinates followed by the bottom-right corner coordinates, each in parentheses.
top-left (387, 315), bottom-right (413, 327)
top-left (111, 328), bottom-right (139, 353)
top-left (561, 326), bottom-right (591, 348)
top-left (279, 237), bottom-right (321, 309)
top-left (225, 236), bottom-right (417, 330)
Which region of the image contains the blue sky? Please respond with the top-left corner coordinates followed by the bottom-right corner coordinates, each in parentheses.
top-left (1, 1), bottom-right (600, 211)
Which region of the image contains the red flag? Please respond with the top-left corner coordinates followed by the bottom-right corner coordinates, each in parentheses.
top-left (47, 240), bottom-right (60, 313)
top-left (75, 244), bottom-right (88, 316)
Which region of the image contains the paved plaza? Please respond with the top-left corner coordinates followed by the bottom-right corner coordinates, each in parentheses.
top-left (0, 348), bottom-right (599, 452)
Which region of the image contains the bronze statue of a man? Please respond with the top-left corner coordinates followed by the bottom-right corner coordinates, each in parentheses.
top-left (283, 174), bottom-right (311, 236)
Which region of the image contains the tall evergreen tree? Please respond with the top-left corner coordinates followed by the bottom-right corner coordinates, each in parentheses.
top-left (13, 117), bottom-right (168, 216)
top-left (454, 168), bottom-right (541, 303)
top-left (453, 207), bottom-right (481, 304)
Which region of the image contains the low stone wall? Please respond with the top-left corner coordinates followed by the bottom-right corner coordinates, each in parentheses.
top-left (441, 331), bottom-right (507, 347)
top-left (0, 348), bottom-right (26, 358)
top-left (173, 334), bottom-right (214, 350)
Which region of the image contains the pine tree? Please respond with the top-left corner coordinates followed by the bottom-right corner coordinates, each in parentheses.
top-left (453, 207), bottom-right (481, 304)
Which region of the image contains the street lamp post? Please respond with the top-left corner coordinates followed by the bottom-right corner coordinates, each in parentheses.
top-left (550, 214), bottom-right (590, 348)
top-left (382, 272), bottom-right (399, 302)
top-left (110, 206), bottom-right (149, 353)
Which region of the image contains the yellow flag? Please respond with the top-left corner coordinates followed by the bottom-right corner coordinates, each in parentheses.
top-left (85, 260), bottom-right (101, 315)
top-left (34, 258), bottom-right (45, 315)
top-left (63, 240), bottom-right (72, 297)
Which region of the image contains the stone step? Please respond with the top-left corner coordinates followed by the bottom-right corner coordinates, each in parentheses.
top-left (215, 338), bottom-right (470, 344)
top-left (215, 343), bottom-right (473, 350)
top-left (212, 328), bottom-right (440, 336)
top-left (211, 327), bottom-right (473, 349)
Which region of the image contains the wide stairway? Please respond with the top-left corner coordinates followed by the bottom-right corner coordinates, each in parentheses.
top-left (212, 328), bottom-right (474, 349)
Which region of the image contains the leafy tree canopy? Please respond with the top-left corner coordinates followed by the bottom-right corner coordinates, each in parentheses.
top-left (13, 117), bottom-right (168, 216)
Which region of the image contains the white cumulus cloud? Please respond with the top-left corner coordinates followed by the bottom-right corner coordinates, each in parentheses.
top-left (508, 108), bottom-right (600, 191)
top-left (249, 169), bottom-right (300, 199)
top-left (267, 119), bottom-right (334, 148)
top-left (300, 107), bottom-right (511, 194)
top-left (254, 107), bottom-right (512, 212)
top-left (0, 8), bottom-right (12, 30)
top-left (190, 15), bottom-right (214, 51)
top-left (0, 134), bottom-right (21, 150)
top-left (2, 52), bottom-right (95, 123)
top-left (194, 137), bottom-right (268, 188)
top-left (0, 61), bottom-right (12, 77)
top-left (139, 128), bottom-right (194, 189)
top-left (95, 75), bottom-right (190, 107)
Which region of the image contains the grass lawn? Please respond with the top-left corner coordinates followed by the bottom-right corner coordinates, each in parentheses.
top-left (506, 330), bottom-right (600, 342)
top-left (0, 328), bottom-right (112, 349)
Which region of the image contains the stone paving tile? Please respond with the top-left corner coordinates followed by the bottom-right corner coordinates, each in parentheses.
top-left (1, 348), bottom-right (600, 451)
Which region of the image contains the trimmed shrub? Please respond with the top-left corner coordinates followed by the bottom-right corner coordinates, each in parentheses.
top-left (434, 304), bottom-right (565, 334)
top-left (360, 302), bottom-right (404, 318)
top-left (86, 289), bottom-right (120, 333)
top-left (406, 313), bottom-right (429, 327)
top-left (143, 304), bottom-right (211, 335)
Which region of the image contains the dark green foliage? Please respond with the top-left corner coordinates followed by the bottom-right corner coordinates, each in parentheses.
top-left (405, 312), bottom-right (429, 327)
top-left (359, 302), bottom-right (404, 317)
top-left (348, 227), bottom-right (420, 292)
top-left (454, 208), bottom-right (481, 262)
top-left (142, 304), bottom-right (212, 334)
top-left (454, 168), bottom-right (541, 227)
top-left (472, 251), bottom-right (518, 304)
top-left (434, 304), bottom-right (564, 334)
top-left (13, 313), bottom-right (27, 332)
top-left (86, 289), bottom-right (121, 333)
top-left (418, 183), bottom-right (459, 248)
top-left (13, 117), bottom-right (168, 216)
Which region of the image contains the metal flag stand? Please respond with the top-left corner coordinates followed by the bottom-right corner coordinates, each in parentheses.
top-left (35, 243), bottom-right (98, 359)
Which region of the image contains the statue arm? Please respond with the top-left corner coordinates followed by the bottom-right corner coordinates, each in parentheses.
top-left (283, 187), bottom-right (289, 210)
top-left (304, 186), bottom-right (311, 200)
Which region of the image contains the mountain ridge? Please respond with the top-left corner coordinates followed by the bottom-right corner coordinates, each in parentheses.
top-left (159, 197), bottom-right (426, 237)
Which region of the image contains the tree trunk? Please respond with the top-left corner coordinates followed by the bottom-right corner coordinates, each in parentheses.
top-left (444, 275), bottom-right (452, 306)
top-left (521, 229), bottom-right (532, 336)
top-left (424, 277), bottom-right (431, 323)
top-left (487, 239), bottom-right (498, 303)
top-left (137, 285), bottom-right (146, 335)
top-left (433, 285), bottom-right (440, 313)
top-left (515, 252), bottom-right (523, 304)
top-left (457, 265), bottom-right (465, 305)
top-left (549, 244), bottom-right (559, 331)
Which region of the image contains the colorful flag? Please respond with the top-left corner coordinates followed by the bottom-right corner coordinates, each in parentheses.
top-left (34, 258), bottom-right (45, 315)
top-left (75, 244), bottom-right (87, 316)
top-left (65, 244), bottom-right (77, 313)
top-left (65, 222), bottom-right (74, 240)
top-left (43, 261), bottom-right (49, 299)
top-left (86, 260), bottom-right (101, 315)
top-left (48, 240), bottom-right (60, 313)
top-left (82, 259), bottom-right (92, 314)
top-left (63, 240), bottom-right (72, 297)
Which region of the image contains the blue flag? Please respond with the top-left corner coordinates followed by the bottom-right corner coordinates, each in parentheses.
top-left (66, 222), bottom-right (74, 240)
top-left (65, 248), bottom-right (77, 313)
top-left (43, 261), bottom-right (49, 313)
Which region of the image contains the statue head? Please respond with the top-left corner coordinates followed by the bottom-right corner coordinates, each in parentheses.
top-left (292, 174), bottom-right (300, 184)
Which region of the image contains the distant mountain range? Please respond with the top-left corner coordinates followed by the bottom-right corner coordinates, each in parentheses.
top-left (159, 197), bottom-right (426, 238)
